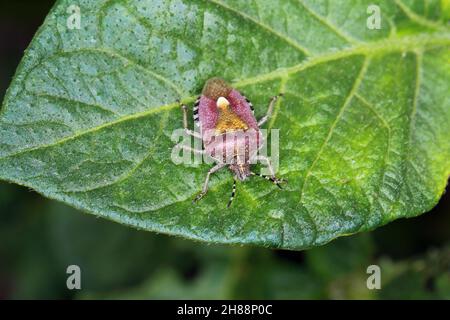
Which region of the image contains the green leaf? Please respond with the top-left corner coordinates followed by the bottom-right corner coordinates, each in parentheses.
top-left (1, 0), bottom-right (449, 250)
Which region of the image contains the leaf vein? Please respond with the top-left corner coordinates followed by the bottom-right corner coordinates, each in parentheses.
top-left (297, 56), bottom-right (371, 206)
top-left (205, 0), bottom-right (312, 56)
top-left (296, 0), bottom-right (359, 45)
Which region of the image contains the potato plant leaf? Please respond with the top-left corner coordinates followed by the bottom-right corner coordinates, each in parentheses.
top-left (1, 0), bottom-right (449, 249)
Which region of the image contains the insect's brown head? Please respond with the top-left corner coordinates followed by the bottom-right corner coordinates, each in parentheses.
top-left (229, 163), bottom-right (251, 181)
top-left (202, 77), bottom-right (232, 100)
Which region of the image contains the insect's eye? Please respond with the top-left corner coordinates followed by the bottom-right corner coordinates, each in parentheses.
top-left (216, 97), bottom-right (230, 109)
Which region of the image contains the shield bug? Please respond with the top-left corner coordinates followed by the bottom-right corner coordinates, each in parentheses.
top-left (175, 77), bottom-right (285, 207)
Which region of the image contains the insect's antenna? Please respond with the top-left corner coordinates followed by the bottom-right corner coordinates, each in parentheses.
top-left (227, 179), bottom-right (237, 208)
top-left (251, 172), bottom-right (283, 189)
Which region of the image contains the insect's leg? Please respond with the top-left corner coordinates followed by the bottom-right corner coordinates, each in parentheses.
top-left (179, 101), bottom-right (202, 139)
top-left (193, 163), bottom-right (226, 203)
top-left (254, 155), bottom-right (286, 188)
top-left (255, 155), bottom-right (276, 176)
top-left (257, 93), bottom-right (283, 127)
top-left (174, 143), bottom-right (205, 155)
top-left (251, 172), bottom-right (285, 189)
top-left (227, 179), bottom-right (237, 208)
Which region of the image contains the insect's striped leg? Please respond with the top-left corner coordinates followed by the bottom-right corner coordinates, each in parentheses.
top-left (255, 155), bottom-right (276, 177)
top-left (179, 101), bottom-right (202, 139)
top-left (193, 163), bottom-right (226, 203)
top-left (250, 172), bottom-right (286, 189)
top-left (255, 155), bottom-right (287, 186)
top-left (257, 93), bottom-right (283, 127)
top-left (227, 179), bottom-right (237, 208)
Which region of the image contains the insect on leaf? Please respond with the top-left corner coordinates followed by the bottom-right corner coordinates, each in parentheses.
top-left (1, 0), bottom-right (449, 249)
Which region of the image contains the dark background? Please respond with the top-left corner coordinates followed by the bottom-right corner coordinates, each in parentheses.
top-left (0, 0), bottom-right (449, 299)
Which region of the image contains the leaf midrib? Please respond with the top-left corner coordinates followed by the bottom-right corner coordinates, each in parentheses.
top-left (0, 32), bottom-right (449, 161)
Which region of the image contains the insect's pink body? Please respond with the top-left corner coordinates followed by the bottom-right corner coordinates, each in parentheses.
top-left (196, 79), bottom-right (262, 180)
top-left (199, 92), bottom-right (262, 164)
top-left (198, 90), bottom-right (259, 134)
top-left (176, 77), bottom-right (284, 206)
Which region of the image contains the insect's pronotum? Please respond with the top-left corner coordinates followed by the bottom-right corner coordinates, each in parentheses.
top-left (175, 77), bottom-right (285, 207)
